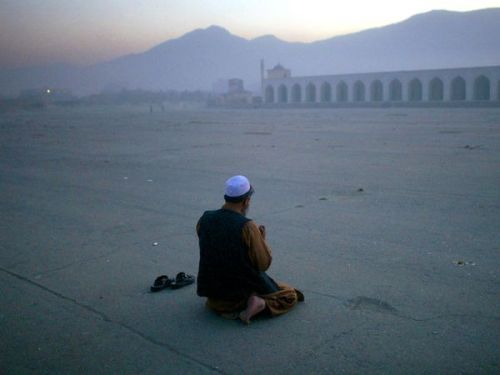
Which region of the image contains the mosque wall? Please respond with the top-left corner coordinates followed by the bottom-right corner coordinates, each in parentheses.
top-left (262, 65), bottom-right (500, 106)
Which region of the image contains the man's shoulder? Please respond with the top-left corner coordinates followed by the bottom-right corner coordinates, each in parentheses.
top-left (201, 208), bottom-right (227, 217)
top-left (198, 209), bottom-right (218, 223)
top-left (243, 219), bottom-right (257, 228)
top-left (201, 209), bottom-right (218, 216)
top-left (200, 209), bottom-right (251, 225)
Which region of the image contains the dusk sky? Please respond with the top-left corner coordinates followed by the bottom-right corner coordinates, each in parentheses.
top-left (1, 0), bottom-right (499, 69)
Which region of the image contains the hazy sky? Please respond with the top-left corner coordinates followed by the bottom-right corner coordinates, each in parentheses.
top-left (1, 0), bottom-right (499, 69)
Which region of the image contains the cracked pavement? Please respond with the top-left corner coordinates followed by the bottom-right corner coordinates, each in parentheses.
top-left (1, 106), bottom-right (499, 374)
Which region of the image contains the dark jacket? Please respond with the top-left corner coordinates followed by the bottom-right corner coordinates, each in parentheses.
top-left (197, 209), bottom-right (275, 300)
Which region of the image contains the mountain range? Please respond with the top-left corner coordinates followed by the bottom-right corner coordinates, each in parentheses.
top-left (1, 8), bottom-right (500, 96)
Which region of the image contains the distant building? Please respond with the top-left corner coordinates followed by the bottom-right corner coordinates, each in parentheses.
top-left (267, 64), bottom-right (291, 79)
top-left (211, 78), bottom-right (254, 107)
top-left (261, 63), bottom-right (500, 107)
top-left (228, 78), bottom-right (245, 94)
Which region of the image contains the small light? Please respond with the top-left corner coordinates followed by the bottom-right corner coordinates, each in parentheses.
top-left (46, 89), bottom-right (51, 94)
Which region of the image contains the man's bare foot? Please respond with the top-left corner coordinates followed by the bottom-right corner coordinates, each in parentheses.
top-left (239, 295), bottom-right (266, 324)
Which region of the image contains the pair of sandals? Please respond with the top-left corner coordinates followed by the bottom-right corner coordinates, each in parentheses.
top-left (150, 272), bottom-right (195, 292)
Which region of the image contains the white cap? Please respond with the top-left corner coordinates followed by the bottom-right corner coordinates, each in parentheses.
top-left (224, 175), bottom-right (254, 200)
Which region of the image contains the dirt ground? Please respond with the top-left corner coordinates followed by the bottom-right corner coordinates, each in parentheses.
top-left (1, 105), bottom-right (499, 374)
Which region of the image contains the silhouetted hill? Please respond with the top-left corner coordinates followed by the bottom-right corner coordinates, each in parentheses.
top-left (304, 8), bottom-right (500, 74)
top-left (1, 8), bottom-right (499, 96)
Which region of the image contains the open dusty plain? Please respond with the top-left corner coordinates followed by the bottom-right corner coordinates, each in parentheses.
top-left (1, 105), bottom-right (499, 374)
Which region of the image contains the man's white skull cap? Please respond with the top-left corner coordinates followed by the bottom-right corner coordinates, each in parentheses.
top-left (224, 175), bottom-right (253, 198)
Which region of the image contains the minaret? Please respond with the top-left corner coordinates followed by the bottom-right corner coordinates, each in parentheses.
top-left (260, 59), bottom-right (265, 97)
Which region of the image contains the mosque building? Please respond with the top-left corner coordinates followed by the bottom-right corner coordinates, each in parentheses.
top-left (261, 62), bottom-right (500, 107)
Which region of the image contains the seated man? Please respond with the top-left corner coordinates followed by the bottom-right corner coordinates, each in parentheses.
top-left (196, 175), bottom-right (304, 324)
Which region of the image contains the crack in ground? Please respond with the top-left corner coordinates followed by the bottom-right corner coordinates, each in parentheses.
top-left (289, 289), bottom-right (499, 370)
top-left (305, 289), bottom-right (500, 322)
top-left (0, 266), bottom-right (224, 374)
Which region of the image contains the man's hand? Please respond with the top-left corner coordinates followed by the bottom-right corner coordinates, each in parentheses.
top-left (258, 225), bottom-right (266, 239)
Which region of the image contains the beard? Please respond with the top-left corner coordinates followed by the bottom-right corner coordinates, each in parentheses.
top-left (242, 205), bottom-right (250, 216)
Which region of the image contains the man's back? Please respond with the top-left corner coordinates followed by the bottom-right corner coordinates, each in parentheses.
top-left (197, 208), bottom-right (272, 300)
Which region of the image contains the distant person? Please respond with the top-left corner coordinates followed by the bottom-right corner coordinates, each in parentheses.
top-left (196, 175), bottom-right (304, 324)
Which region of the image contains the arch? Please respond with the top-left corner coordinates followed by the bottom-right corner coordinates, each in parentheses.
top-left (278, 84), bottom-right (288, 103)
top-left (291, 84), bottom-right (302, 103)
top-left (370, 80), bottom-right (383, 101)
top-left (265, 85), bottom-right (275, 103)
top-left (353, 81), bottom-right (365, 102)
top-left (389, 79), bottom-right (402, 101)
top-left (320, 82), bottom-right (332, 102)
top-left (429, 77), bottom-right (444, 101)
top-left (306, 83), bottom-right (316, 103)
top-left (408, 78), bottom-right (423, 101)
top-left (474, 75), bottom-right (490, 100)
top-left (450, 76), bottom-right (466, 101)
top-left (337, 81), bottom-right (348, 102)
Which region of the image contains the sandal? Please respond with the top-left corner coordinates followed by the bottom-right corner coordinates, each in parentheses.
top-left (150, 275), bottom-right (173, 292)
top-left (170, 272), bottom-right (195, 289)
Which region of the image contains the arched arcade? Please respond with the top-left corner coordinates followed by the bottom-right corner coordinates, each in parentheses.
top-left (263, 65), bottom-right (500, 106)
